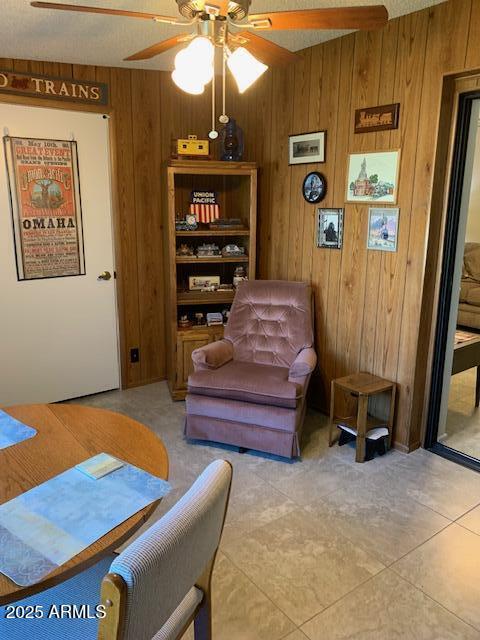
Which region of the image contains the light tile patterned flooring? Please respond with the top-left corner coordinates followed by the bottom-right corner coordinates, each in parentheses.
top-left (445, 368), bottom-right (480, 459)
top-left (75, 382), bottom-right (480, 639)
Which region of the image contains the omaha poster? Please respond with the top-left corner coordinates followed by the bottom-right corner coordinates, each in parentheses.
top-left (4, 136), bottom-right (85, 280)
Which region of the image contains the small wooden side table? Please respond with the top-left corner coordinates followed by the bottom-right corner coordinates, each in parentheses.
top-left (329, 372), bottom-right (397, 463)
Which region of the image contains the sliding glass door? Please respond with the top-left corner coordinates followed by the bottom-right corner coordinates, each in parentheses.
top-left (426, 91), bottom-right (480, 471)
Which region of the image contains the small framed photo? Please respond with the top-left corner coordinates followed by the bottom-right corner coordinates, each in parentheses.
top-left (346, 150), bottom-right (400, 204)
top-left (303, 171), bottom-right (327, 204)
top-left (317, 208), bottom-right (343, 249)
top-left (367, 207), bottom-right (399, 252)
top-left (188, 275), bottom-right (221, 290)
top-left (289, 131), bottom-right (326, 165)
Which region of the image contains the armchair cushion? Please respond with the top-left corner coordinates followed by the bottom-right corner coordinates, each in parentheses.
top-left (463, 242), bottom-right (480, 282)
top-left (289, 347), bottom-right (317, 378)
top-left (192, 339), bottom-right (233, 370)
top-left (188, 360), bottom-right (302, 409)
top-left (465, 284), bottom-right (480, 307)
top-left (224, 280), bottom-right (314, 368)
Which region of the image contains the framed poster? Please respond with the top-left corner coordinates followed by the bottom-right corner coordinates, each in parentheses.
top-left (346, 150), bottom-right (400, 204)
top-left (4, 136), bottom-right (85, 281)
top-left (316, 208), bottom-right (343, 249)
top-left (289, 131), bottom-right (326, 164)
top-left (367, 207), bottom-right (399, 252)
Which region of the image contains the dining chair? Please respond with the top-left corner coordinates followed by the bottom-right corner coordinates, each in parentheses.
top-left (0, 459), bottom-right (233, 640)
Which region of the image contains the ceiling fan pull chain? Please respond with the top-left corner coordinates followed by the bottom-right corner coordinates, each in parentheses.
top-left (209, 62), bottom-right (218, 140)
top-left (219, 48), bottom-right (229, 124)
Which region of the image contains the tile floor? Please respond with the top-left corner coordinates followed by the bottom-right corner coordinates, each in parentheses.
top-left (445, 367), bottom-right (480, 459)
top-left (75, 382), bottom-right (480, 639)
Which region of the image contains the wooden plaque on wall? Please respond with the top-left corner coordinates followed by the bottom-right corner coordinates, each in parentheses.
top-left (354, 103), bottom-right (400, 134)
top-left (0, 69), bottom-right (108, 106)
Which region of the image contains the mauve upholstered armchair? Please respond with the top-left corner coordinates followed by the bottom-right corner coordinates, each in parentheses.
top-left (185, 280), bottom-right (317, 458)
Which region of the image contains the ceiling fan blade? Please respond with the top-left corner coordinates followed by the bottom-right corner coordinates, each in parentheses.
top-left (232, 32), bottom-right (299, 66)
top-left (124, 35), bottom-right (193, 61)
top-left (248, 6), bottom-right (389, 31)
top-left (30, 2), bottom-right (184, 25)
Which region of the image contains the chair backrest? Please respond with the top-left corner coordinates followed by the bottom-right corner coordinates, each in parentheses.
top-left (100, 459), bottom-right (232, 640)
top-left (224, 280), bottom-right (313, 368)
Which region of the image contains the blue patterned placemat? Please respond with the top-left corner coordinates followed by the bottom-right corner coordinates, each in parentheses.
top-left (0, 410), bottom-right (36, 450)
top-left (0, 453), bottom-right (171, 586)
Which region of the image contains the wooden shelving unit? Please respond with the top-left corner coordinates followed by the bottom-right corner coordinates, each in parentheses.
top-left (176, 229), bottom-right (250, 237)
top-left (176, 256), bottom-right (249, 264)
top-left (166, 159), bottom-right (257, 400)
top-left (176, 290), bottom-right (236, 305)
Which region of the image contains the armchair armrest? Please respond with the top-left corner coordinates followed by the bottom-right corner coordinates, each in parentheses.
top-left (289, 347), bottom-right (317, 378)
top-left (192, 339), bottom-right (234, 371)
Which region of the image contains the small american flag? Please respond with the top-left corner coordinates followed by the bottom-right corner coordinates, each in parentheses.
top-left (190, 191), bottom-right (220, 224)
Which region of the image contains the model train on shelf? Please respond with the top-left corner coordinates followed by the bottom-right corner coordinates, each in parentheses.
top-left (176, 243), bottom-right (246, 258)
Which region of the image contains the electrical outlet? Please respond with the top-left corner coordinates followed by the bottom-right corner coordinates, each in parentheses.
top-left (130, 348), bottom-right (139, 363)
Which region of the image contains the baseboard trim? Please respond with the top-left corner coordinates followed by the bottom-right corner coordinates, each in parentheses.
top-left (393, 440), bottom-right (421, 454)
top-left (124, 376), bottom-right (166, 390)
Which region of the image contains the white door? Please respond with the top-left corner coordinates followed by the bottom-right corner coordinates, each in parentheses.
top-left (0, 103), bottom-right (120, 405)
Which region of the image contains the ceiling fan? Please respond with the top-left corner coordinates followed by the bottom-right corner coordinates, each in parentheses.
top-left (31, 2), bottom-right (388, 65)
top-left (31, 1), bottom-right (388, 137)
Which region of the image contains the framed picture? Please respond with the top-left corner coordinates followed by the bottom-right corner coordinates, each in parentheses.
top-left (367, 207), bottom-right (399, 252)
top-left (346, 150), bottom-right (400, 204)
top-left (354, 103), bottom-right (400, 134)
top-left (316, 208), bottom-right (343, 249)
top-left (289, 131), bottom-right (326, 165)
top-left (302, 171), bottom-right (327, 204)
top-left (188, 275), bottom-right (220, 291)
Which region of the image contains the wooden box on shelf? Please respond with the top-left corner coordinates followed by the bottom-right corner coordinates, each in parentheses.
top-left (166, 160), bottom-right (257, 400)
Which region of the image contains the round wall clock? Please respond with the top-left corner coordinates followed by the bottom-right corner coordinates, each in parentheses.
top-left (302, 171), bottom-right (327, 204)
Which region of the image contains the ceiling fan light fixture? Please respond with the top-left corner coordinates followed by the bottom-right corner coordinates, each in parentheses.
top-left (186, 36), bottom-right (215, 64)
top-left (172, 36), bottom-right (215, 93)
top-left (171, 67), bottom-right (206, 94)
top-left (227, 46), bottom-right (268, 93)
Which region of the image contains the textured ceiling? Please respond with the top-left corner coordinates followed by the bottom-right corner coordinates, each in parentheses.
top-left (1, 0), bottom-right (447, 71)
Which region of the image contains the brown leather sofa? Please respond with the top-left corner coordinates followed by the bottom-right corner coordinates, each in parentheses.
top-left (458, 242), bottom-right (480, 330)
top-left (184, 280), bottom-right (317, 458)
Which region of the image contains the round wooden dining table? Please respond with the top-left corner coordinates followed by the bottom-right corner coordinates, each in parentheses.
top-left (0, 403), bottom-right (169, 605)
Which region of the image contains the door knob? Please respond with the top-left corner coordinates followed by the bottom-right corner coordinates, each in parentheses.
top-left (97, 270), bottom-right (112, 281)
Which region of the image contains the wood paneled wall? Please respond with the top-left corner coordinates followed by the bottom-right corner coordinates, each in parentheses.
top-left (3, 0), bottom-right (480, 449)
top-left (227, 0), bottom-right (480, 450)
